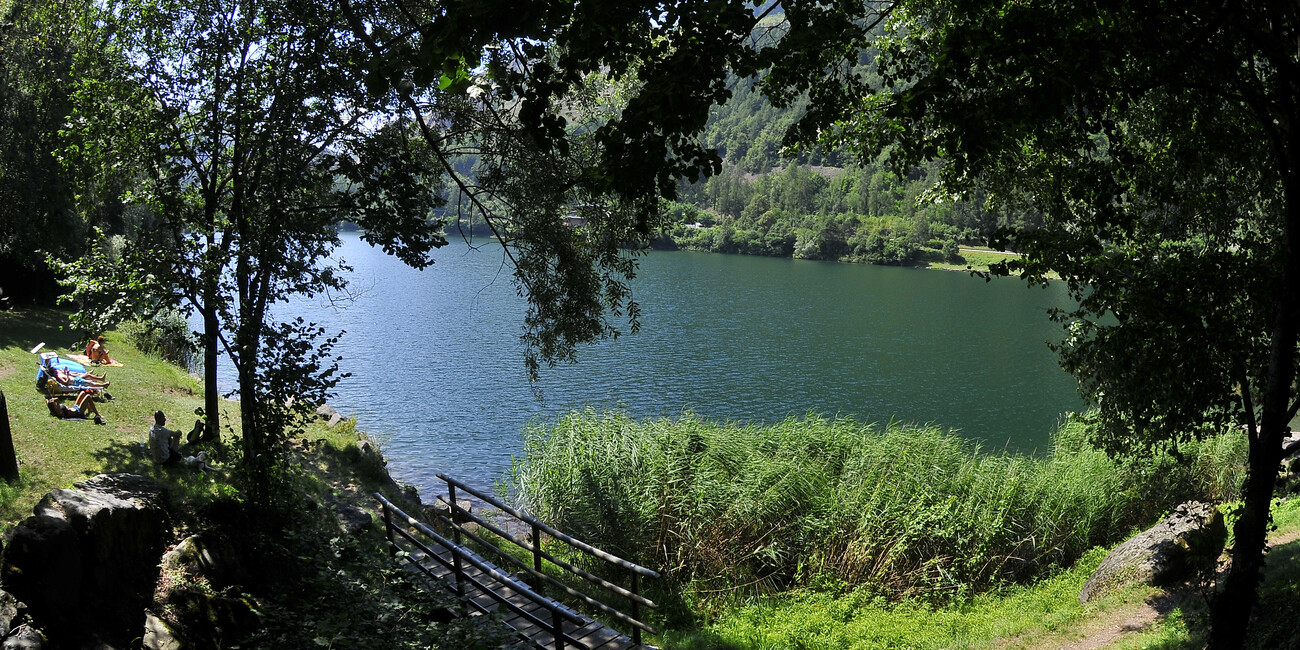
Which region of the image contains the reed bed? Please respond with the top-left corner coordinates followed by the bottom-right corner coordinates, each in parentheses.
top-left (510, 410), bottom-right (1246, 598)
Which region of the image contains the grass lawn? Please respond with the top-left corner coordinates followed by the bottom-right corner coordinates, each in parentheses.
top-left (658, 498), bottom-right (1300, 649)
top-left (0, 307), bottom-right (246, 529)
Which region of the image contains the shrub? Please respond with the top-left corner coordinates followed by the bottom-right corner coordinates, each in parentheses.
top-left (941, 240), bottom-right (962, 263)
top-left (511, 411), bottom-right (1246, 599)
top-left (120, 308), bottom-right (196, 367)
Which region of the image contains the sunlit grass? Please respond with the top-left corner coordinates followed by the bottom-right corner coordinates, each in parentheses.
top-left (658, 547), bottom-right (1171, 649)
top-left (0, 308), bottom-right (249, 528)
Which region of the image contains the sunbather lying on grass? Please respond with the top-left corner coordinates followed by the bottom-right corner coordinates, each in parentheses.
top-left (46, 390), bottom-right (105, 425)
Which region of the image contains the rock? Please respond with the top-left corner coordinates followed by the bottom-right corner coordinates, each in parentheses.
top-left (0, 515), bottom-right (81, 631)
top-left (153, 590), bottom-right (259, 650)
top-left (402, 484), bottom-right (422, 510)
top-left (141, 614), bottom-right (181, 650)
top-left (0, 589), bottom-right (23, 638)
top-left (2, 625), bottom-right (45, 650)
top-left (316, 404), bottom-right (345, 422)
top-left (335, 502), bottom-right (374, 535)
top-left (2, 474), bottom-right (169, 647)
top-left (1079, 501), bottom-right (1226, 603)
top-left (160, 534), bottom-right (250, 592)
top-left (423, 499), bottom-right (473, 524)
top-left (154, 534), bottom-right (260, 649)
top-left (351, 439), bottom-right (384, 464)
top-left (327, 413), bottom-right (346, 427)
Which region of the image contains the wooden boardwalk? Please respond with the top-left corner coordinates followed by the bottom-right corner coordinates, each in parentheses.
top-left (412, 543), bottom-right (644, 650)
top-left (376, 490), bottom-right (657, 650)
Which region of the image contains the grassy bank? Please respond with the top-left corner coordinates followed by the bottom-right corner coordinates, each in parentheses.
top-left (513, 410), bottom-right (1246, 602)
top-left (0, 307), bottom-right (511, 647)
top-left (660, 497), bottom-right (1300, 649)
top-left (508, 410), bottom-right (1300, 649)
top-left (0, 307), bottom-right (245, 527)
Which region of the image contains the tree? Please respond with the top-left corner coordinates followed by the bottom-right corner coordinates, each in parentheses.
top-left (761, 0), bottom-right (1298, 645)
top-left (0, 0), bottom-right (100, 304)
top-left (0, 391), bottom-right (18, 483)
top-left (338, 0), bottom-right (783, 376)
top-left (58, 0), bottom-right (446, 498)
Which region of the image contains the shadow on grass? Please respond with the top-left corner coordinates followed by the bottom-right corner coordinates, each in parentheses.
top-left (90, 438), bottom-right (238, 516)
top-left (0, 308), bottom-right (82, 355)
top-left (1138, 535), bottom-right (1300, 649)
top-left (1245, 536), bottom-right (1300, 649)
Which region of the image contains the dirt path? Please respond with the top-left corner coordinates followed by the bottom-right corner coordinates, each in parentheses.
top-left (1060, 526), bottom-right (1300, 649)
top-left (959, 247), bottom-right (1020, 256)
top-left (995, 522), bottom-right (1300, 649)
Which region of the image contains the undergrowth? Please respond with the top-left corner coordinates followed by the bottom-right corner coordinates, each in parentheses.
top-left (511, 410), bottom-right (1247, 600)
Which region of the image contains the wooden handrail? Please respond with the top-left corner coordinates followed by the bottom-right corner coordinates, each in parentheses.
top-left (436, 472), bottom-right (661, 579)
top-left (374, 493), bottom-right (584, 627)
top-left (380, 474), bottom-right (662, 648)
top-left (437, 495), bottom-right (657, 608)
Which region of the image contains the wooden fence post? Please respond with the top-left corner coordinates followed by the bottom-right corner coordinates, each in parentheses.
top-left (551, 604), bottom-right (566, 650)
top-left (448, 482), bottom-right (466, 598)
top-left (0, 391), bottom-right (18, 483)
top-left (631, 572), bottom-right (642, 647)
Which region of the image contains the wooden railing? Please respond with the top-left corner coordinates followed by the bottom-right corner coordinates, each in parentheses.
top-left (375, 473), bottom-right (660, 648)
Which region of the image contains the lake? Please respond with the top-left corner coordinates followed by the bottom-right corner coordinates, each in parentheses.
top-left (259, 233), bottom-right (1083, 495)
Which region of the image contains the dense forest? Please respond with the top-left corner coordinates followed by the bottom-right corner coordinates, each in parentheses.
top-left (657, 28), bottom-right (1043, 265)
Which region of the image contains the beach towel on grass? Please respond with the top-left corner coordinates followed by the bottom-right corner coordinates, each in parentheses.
top-left (67, 354), bottom-right (124, 367)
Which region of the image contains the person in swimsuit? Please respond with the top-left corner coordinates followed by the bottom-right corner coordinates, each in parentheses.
top-left (46, 390), bottom-right (105, 425)
top-left (85, 336), bottom-right (114, 364)
top-left (45, 361), bottom-right (110, 388)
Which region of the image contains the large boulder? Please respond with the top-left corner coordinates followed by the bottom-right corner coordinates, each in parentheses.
top-left (2, 625), bottom-right (45, 650)
top-left (1, 474), bottom-right (169, 647)
top-left (152, 533), bottom-right (260, 649)
top-left (1079, 501), bottom-right (1226, 603)
top-left (0, 515), bottom-right (80, 632)
top-left (160, 534), bottom-right (251, 592)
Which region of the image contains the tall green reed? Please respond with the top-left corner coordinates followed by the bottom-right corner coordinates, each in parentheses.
top-left (510, 409), bottom-right (1246, 599)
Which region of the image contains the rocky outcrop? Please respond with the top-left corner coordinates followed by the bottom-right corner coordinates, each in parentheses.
top-left (315, 404), bottom-right (349, 427)
top-left (1, 473), bottom-right (169, 648)
top-left (160, 534), bottom-right (251, 592)
top-left (336, 502), bottom-right (375, 535)
top-left (1079, 501), bottom-right (1226, 603)
top-left (2, 625), bottom-right (45, 649)
top-left (145, 589), bottom-right (259, 650)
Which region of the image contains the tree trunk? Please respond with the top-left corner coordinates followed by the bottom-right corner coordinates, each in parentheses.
top-left (201, 289), bottom-right (221, 443)
top-left (1209, 148), bottom-right (1300, 648)
top-left (0, 391), bottom-right (19, 483)
top-left (1211, 426), bottom-right (1286, 648)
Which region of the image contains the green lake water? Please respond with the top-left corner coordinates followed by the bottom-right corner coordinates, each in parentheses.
top-left (277, 233), bottom-right (1083, 493)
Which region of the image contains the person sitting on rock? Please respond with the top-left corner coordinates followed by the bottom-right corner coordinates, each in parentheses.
top-left (47, 390), bottom-right (105, 425)
top-left (149, 411), bottom-right (207, 467)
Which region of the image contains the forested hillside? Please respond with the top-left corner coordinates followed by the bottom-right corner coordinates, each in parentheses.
top-left (665, 23), bottom-right (1042, 265)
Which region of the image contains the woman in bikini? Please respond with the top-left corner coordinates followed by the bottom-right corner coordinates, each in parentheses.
top-left (43, 360), bottom-right (110, 388)
top-left (85, 336), bottom-right (114, 364)
top-left (46, 390), bottom-right (105, 425)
